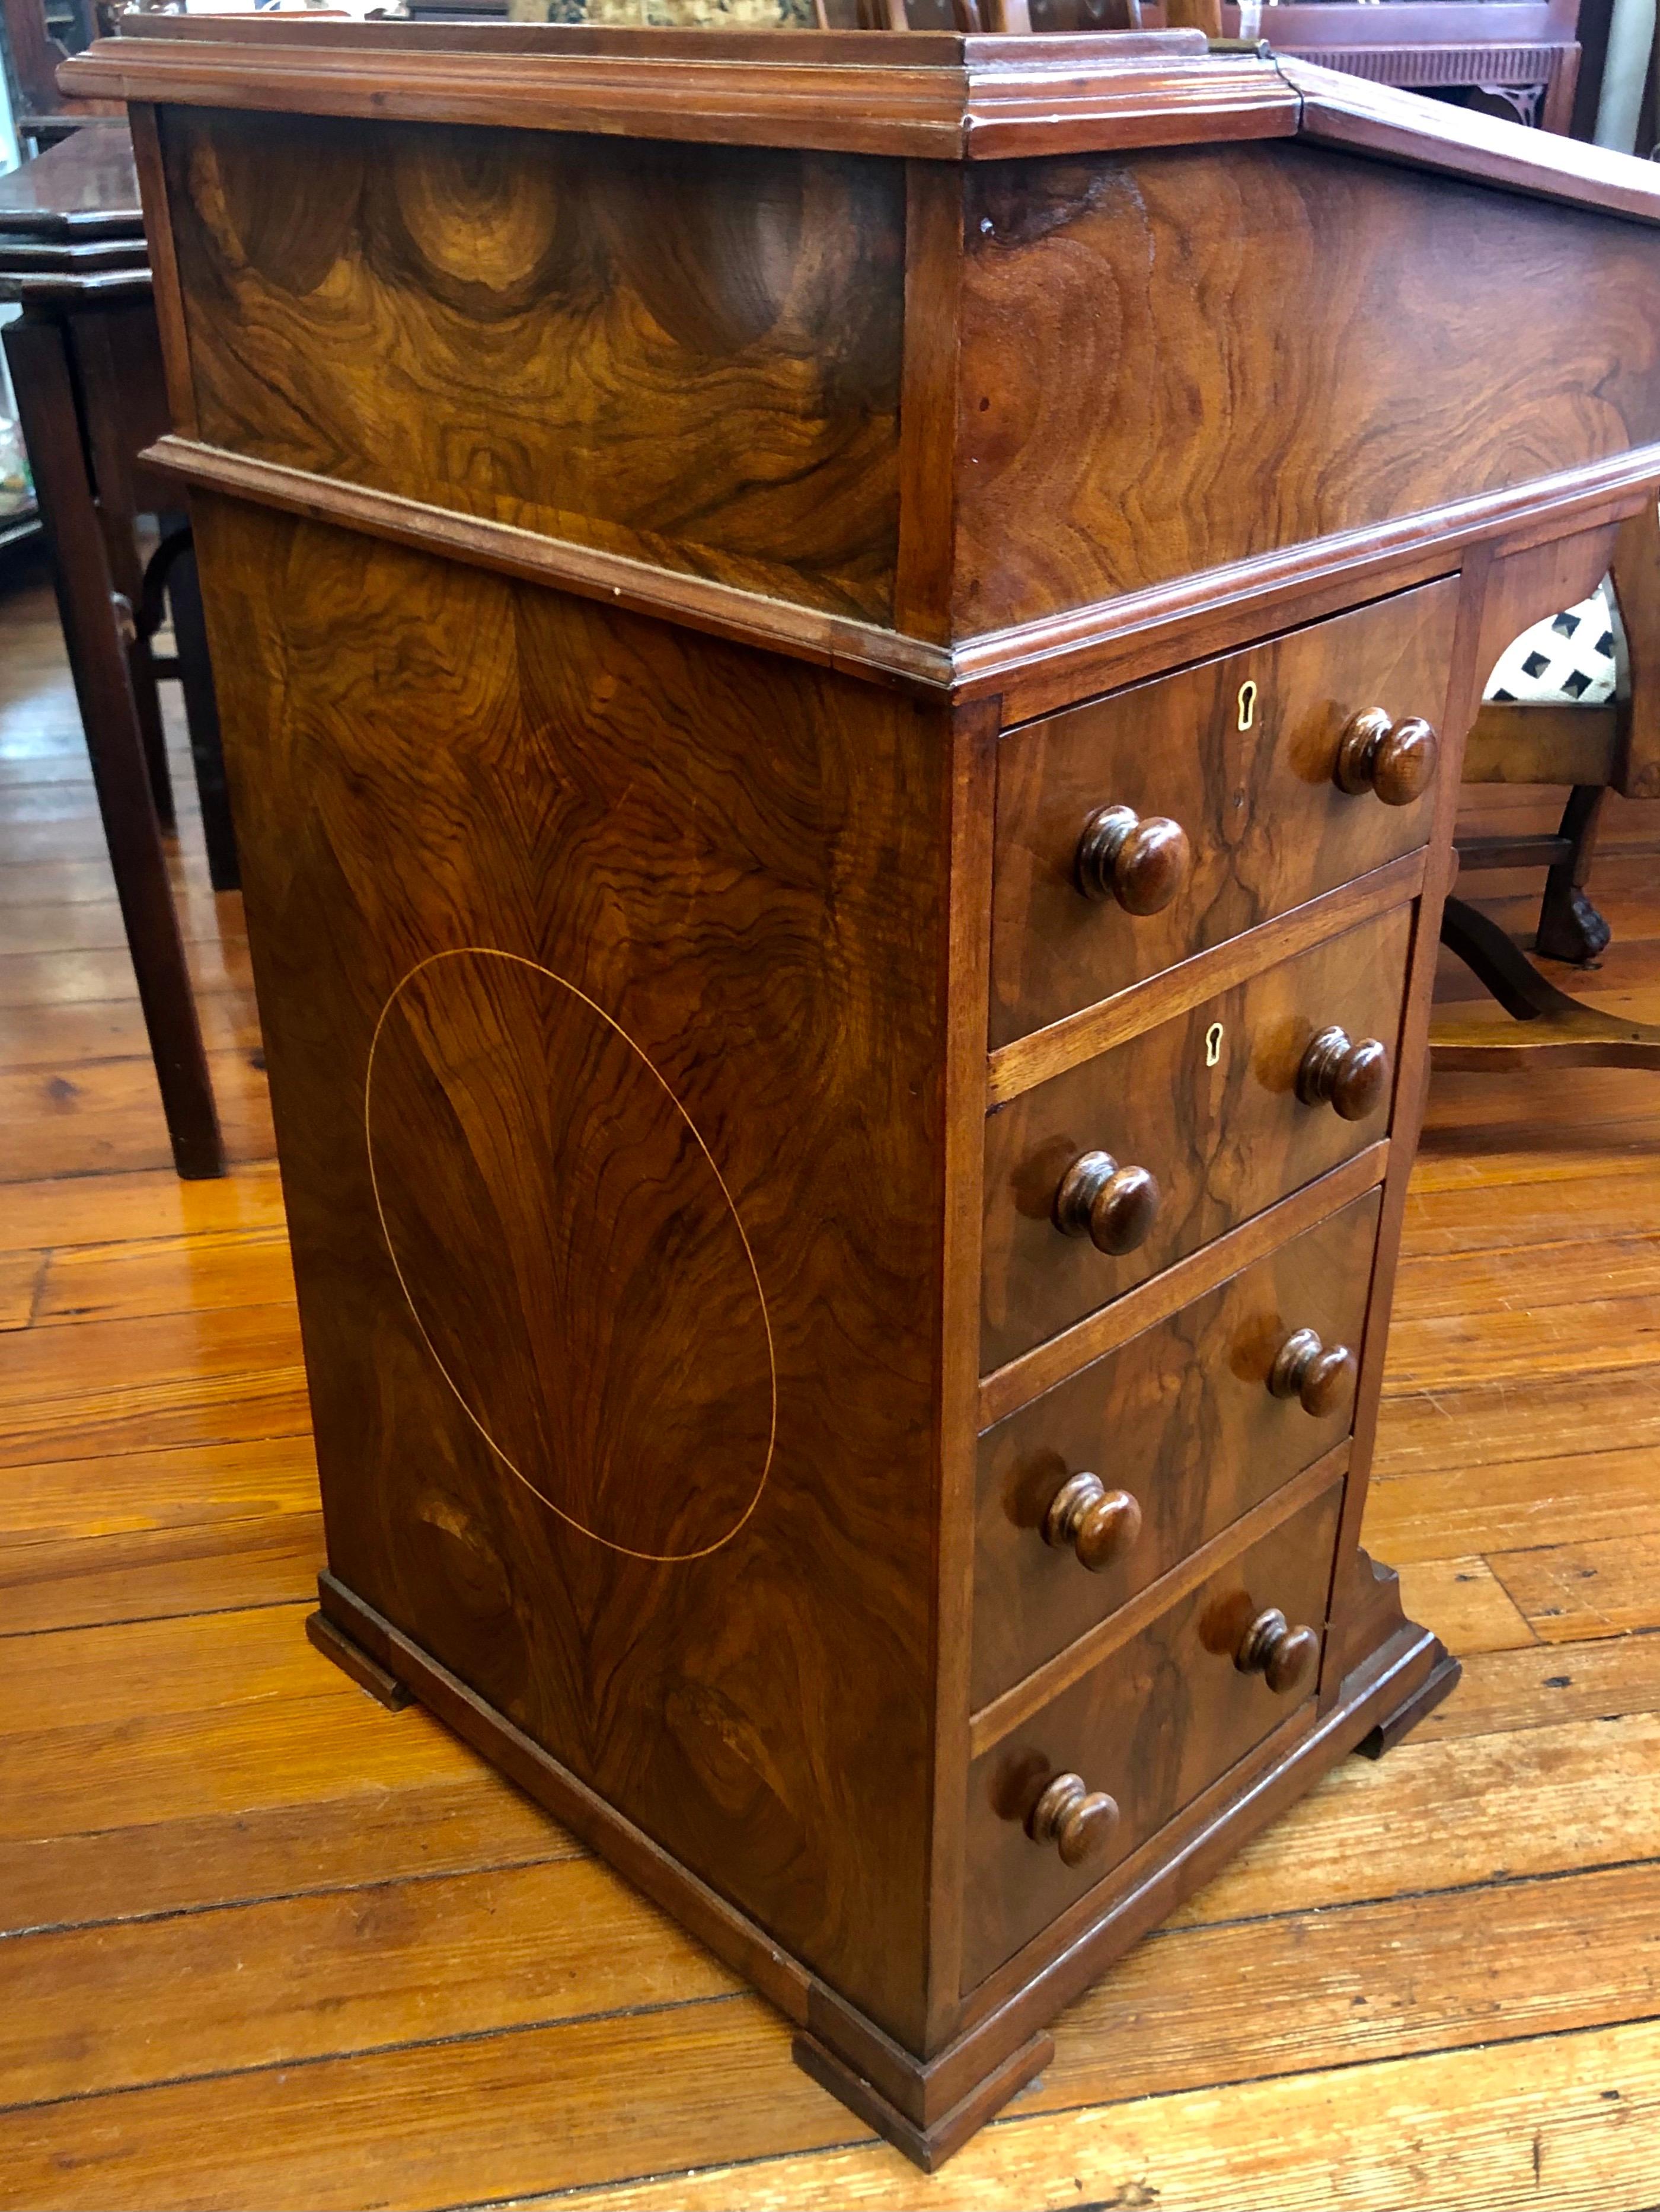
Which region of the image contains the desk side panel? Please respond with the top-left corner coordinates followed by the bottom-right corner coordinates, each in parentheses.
top-left (955, 139), bottom-right (1660, 638)
top-left (159, 108), bottom-right (906, 625)
top-left (190, 493), bottom-right (948, 2047)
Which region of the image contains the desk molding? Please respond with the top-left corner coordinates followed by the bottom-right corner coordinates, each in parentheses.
top-left (146, 433), bottom-right (1660, 720)
top-left (63, 27), bottom-right (1294, 163)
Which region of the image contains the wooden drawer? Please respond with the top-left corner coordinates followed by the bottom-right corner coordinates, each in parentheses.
top-left (991, 579), bottom-right (1457, 1049)
top-left (962, 1477), bottom-right (1343, 1991)
top-left (973, 1186), bottom-right (1380, 1706)
top-left (982, 902), bottom-right (1412, 1374)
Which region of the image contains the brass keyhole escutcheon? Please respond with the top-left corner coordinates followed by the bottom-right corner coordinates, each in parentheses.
top-left (1237, 679), bottom-right (1258, 732)
top-left (1205, 1020), bottom-right (1225, 1068)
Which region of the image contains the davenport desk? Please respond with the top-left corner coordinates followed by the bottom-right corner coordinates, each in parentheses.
top-left (68, 17), bottom-right (1660, 2167)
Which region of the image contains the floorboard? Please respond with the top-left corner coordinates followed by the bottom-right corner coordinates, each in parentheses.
top-left (4, 560), bottom-right (1660, 2208)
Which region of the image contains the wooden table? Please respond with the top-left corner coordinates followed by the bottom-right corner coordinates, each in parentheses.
top-left (65, 14), bottom-right (1660, 2167)
top-left (1, 122), bottom-right (233, 1179)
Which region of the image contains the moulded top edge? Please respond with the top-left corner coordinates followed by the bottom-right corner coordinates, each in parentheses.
top-left (60, 25), bottom-right (1295, 162)
top-left (60, 21), bottom-right (1660, 208)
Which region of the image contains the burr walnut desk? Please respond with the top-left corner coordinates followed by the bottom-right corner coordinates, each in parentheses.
top-left (68, 17), bottom-right (1660, 2167)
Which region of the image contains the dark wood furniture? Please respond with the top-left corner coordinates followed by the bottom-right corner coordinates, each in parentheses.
top-left (872, 0), bottom-right (1582, 127)
top-left (0, 123), bottom-right (234, 1179)
top-left (1432, 502), bottom-right (1660, 1069)
top-left (0, 0), bottom-right (120, 151)
top-left (1227, 2), bottom-right (1582, 132)
top-left (66, 15), bottom-right (1660, 2168)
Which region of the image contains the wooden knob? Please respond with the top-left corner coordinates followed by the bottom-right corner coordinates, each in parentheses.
top-left (1043, 1472), bottom-right (1144, 1572)
top-left (1268, 1327), bottom-right (1357, 1418)
top-left (1075, 804), bottom-right (1192, 916)
top-left (1234, 1607), bottom-right (1320, 1696)
top-left (1026, 1772), bottom-right (1121, 1868)
top-left (1334, 709), bottom-right (1439, 807)
top-left (1053, 1150), bottom-right (1162, 1256)
top-left (1295, 1026), bottom-right (1390, 1122)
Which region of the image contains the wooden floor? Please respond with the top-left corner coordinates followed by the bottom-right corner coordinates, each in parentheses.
top-left (5, 549), bottom-right (1660, 2211)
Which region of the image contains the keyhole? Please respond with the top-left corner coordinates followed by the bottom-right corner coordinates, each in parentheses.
top-left (1237, 680), bottom-right (1258, 733)
top-left (1205, 1022), bottom-right (1225, 1068)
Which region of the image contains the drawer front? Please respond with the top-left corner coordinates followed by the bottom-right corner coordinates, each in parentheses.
top-left (991, 579), bottom-right (1456, 1049)
top-left (982, 903), bottom-right (1412, 1374)
top-left (963, 1479), bottom-right (1343, 1991)
top-left (973, 1186), bottom-right (1380, 1706)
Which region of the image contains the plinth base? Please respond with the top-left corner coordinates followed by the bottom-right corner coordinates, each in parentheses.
top-left (306, 1567), bottom-right (1454, 2169)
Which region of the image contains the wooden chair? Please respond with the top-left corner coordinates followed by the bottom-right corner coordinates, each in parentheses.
top-left (0, 0), bottom-right (123, 152)
top-left (1433, 501), bottom-right (1660, 1070)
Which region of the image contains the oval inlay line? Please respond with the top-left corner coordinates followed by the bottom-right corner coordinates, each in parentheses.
top-left (364, 946), bottom-right (776, 1564)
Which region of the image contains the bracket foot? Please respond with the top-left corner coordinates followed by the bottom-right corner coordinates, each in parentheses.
top-left (306, 1608), bottom-right (413, 1710)
top-left (792, 2028), bottom-right (1052, 2172)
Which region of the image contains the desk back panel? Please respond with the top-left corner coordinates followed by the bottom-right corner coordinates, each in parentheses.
top-left (161, 107), bottom-right (906, 624)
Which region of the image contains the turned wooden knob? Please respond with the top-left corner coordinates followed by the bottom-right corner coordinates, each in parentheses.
top-left (1268, 1327), bottom-right (1357, 1418)
top-left (1296, 1026), bottom-right (1390, 1122)
top-left (1235, 1607), bottom-right (1320, 1696)
top-left (1334, 708), bottom-right (1439, 807)
top-left (1053, 1150), bottom-right (1162, 1256)
top-left (1075, 803), bottom-right (1192, 916)
top-left (1026, 1772), bottom-right (1121, 1868)
top-left (1043, 1472), bottom-right (1144, 1572)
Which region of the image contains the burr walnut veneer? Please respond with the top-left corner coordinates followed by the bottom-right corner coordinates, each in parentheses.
top-left (68, 15), bottom-right (1660, 2168)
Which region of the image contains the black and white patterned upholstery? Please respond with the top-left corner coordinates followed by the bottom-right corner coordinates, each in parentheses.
top-left (1484, 582), bottom-right (1619, 706)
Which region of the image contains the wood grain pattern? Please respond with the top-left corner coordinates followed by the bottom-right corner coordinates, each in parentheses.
top-left (161, 108), bottom-right (906, 624)
top-left (1487, 1533), bottom-right (1660, 1644)
top-left (363, 949), bottom-right (775, 1563)
top-left (960, 1479), bottom-right (1342, 1991)
top-left (127, 103), bottom-right (201, 442)
top-left (973, 1192), bottom-right (1377, 1704)
top-left (1, 1300), bottom-right (307, 1468)
top-left (1410, 1632), bottom-right (1660, 1744)
top-left (551, 2016), bottom-right (1660, 2210)
top-left (924, 692), bottom-right (1002, 2049)
top-left (981, 903), bottom-right (1412, 1370)
top-left (971, 1449), bottom-right (1348, 1757)
top-left (5, 528), bottom-right (1660, 2197)
top-left (0, 1854), bottom-right (735, 2109)
top-left (189, 491), bottom-right (952, 2048)
top-left (991, 581), bottom-right (1454, 1044)
top-left (1284, 52), bottom-right (1660, 225)
top-left (31, 1225), bottom-right (296, 1328)
top-left (30, 41), bottom-right (1660, 2175)
top-left (956, 142), bottom-right (1660, 636)
top-left (956, 449), bottom-right (1660, 726)
top-left (0, 1158), bottom-right (287, 1257)
top-left (1391, 1555), bottom-right (1540, 1656)
top-left (0, 123), bottom-right (141, 234)
top-left (1368, 1444), bottom-right (1660, 1566)
top-left (0, 1514), bottom-right (324, 1637)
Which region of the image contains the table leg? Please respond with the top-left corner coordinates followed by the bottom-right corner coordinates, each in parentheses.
top-left (4, 309), bottom-right (224, 1179)
top-left (74, 302), bottom-right (177, 832)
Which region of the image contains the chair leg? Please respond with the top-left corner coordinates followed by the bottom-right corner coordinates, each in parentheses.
top-left (1536, 784), bottom-right (1611, 963)
top-left (166, 532), bottom-right (240, 893)
top-left (124, 610), bottom-right (177, 834)
top-left (4, 311), bottom-right (225, 1179)
top-left (1441, 896), bottom-right (1560, 1019)
top-left (1435, 895), bottom-right (1660, 1070)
